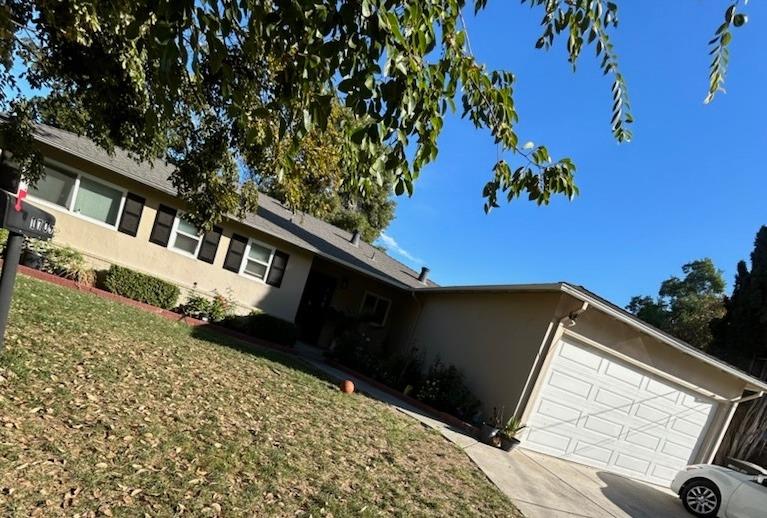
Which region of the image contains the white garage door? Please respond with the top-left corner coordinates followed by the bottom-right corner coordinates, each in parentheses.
top-left (521, 338), bottom-right (716, 485)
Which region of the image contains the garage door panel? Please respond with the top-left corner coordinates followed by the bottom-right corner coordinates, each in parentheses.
top-left (559, 341), bottom-right (603, 371)
top-left (583, 415), bottom-right (624, 439)
top-left (547, 369), bottom-right (594, 399)
top-left (593, 387), bottom-right (634, 414)
top-left (536, 398), bottom-right (582, 423)
top-left (527, 428), bottom-right (572, 454)
top-left (633, 403), bottom-right (671, 427)
top-left (523, 338), bottom-right (716, 485)
top-left (671, 416), bottom-right (708, 438)
top-left (614, 452), bottom-right (651, 475)
top-left (572, 441), bottom-right (614, 465)
top-left (625, 429), bottom-right (662, 452)
top-left (604, 361), bottom-right (644, 388)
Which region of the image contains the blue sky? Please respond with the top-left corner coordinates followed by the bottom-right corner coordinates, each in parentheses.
top-left (378, 1), bottom-right (767, 306)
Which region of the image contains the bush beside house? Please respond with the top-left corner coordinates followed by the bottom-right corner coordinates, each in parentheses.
top-left (221, 312), bottom-right (298, 347)
top-left (1, 229), bottom-right (96, 285)
top-left (178, 292), bottom-right (235, 322)
top-left (330, 330), bottom-right (482, 423)
top-left (103, 265), bottom-right (180, 309)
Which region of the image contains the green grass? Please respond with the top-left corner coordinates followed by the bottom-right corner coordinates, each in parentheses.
top-left (0, 276), bottom-right (521, 517)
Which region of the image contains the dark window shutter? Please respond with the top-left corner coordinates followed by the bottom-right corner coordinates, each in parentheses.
top-left (266, 250), bottom-right (289, 287)
top-left (149, 204), bottom-right (177, 247)
top-left (197, 226), bottom-right (222, 264)
top-left (223, 233), bottom-right (248, 272)
top-left (117, 193), bottom-right (146, 237)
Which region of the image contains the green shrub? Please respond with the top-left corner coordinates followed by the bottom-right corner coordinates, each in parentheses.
top-left (40, 243), bottom-right (96, 285)
top-left (180, 291), bottom-right (235, 322)
top-left (0, 228), bottom-right (8, 253)
top-left (416, 360), bottom-right (481, 423)
top-left (221, 311), bottom-right (297, 346)
top-left (12, 237), bottom-right (96, 285)
top-left (103, 265), bottom-right (180, 309)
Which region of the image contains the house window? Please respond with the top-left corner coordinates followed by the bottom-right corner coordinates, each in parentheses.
top-left (360, 292), bottom-right (391, 327)
top-left (171, 218), bottom-right (203, 256)
top-left (27, 164), bottom-right (126, 228)
top-left (241, 240), bottom-right (275, 280)
top-left (72, 176), bottom-right (122, 225)
top-left (28, 167), bottom-right (77, 208)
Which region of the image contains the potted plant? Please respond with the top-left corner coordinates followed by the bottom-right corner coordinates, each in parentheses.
top-left (498, 416), bottom-right (526, 452)
top-left (479, 407), bottom-right (502, 445)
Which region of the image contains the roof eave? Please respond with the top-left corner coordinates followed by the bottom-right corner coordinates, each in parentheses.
top-left (559, 283), bottom-right (767, 393)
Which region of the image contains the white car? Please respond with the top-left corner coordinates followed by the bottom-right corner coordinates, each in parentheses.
top-left (671, 460), bottom-right (767, 517)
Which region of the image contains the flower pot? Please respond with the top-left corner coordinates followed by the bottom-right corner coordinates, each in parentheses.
top-left (499, 435), bottom-right (521, 452)
top-left (479, 423), bottom-right (499, 445)
top-left (20, 249), bottom-right (43, 270)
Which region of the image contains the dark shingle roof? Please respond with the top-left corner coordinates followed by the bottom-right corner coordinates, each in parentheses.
top-left (32, 123), bottom-right (435, 289)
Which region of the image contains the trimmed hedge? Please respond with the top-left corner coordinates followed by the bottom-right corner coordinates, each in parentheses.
top-left (221, 311), bottom-right (297, 346)
top-left (103, 265), bottom-right (180, 309)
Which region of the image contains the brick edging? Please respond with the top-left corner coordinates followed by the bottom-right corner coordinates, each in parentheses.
top-left (13, 264), bottom-right (294, 355)
top-left (327, 359), bottom-right (480, 437)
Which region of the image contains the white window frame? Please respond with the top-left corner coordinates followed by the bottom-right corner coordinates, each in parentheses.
top-left (25, 159), bottom-right (127, 231)
top-left (168, 214), bottom-right (204, 258)
top-left (359, 291), bottom-right (392, 327)
top-left (238, 238), bottom-right (276, 283)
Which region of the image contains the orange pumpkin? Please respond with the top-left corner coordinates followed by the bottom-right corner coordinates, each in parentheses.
top-left (340, 380), bottom-right (355, 394)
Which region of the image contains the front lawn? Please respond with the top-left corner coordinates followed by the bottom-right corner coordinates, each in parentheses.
top-left (0, 275), bottom-right (520, 516)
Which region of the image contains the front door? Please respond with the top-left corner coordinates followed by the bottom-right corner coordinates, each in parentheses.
top-left (295, 270), bottom-right (337, 345)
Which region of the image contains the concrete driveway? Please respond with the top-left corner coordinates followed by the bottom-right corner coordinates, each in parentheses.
top-left (465, 446), bottom-right (691, 518)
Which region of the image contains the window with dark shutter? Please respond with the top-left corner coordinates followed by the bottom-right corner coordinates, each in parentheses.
top-left (197, 226), bottom-right (222, 264)
top-left (223, 233), bottom-right (248, 272)
top-left (117, 193), bottom-right (146, 237)
top-left (149, 204), bottom-right (177, 247)
top-left (266, 250), bottom-right (289, 287)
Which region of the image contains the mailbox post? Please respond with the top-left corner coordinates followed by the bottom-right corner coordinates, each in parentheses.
top-left (0, 186), bottom-right (56, 352)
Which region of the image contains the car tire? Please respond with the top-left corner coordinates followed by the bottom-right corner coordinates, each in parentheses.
top-left (681, 479), bottom-right (721, 517)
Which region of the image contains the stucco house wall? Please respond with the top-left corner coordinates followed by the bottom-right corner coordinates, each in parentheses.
top-left (33, 145), bottom-right (314, 322)
top-left (402, 291), bottom-right (563, 418)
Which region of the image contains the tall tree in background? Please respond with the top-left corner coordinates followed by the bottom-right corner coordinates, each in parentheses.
top-left (0, 1), bottom-right (750, 228)
top-left (627, 259), bottom-right (726, 349)
top-left (713, 226), bottom-right (767, 463)
top-left (712, 226), bottom-right (767, 374)
top-left (253, 103), bottom-right (395, 242)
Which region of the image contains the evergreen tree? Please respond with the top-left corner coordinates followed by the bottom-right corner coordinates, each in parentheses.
top-left (627, 259), bottom-right (726, 349)
top-left (711, 226), bottom-right (767, 374)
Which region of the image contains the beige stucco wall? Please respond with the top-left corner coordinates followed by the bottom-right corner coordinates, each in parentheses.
top-left (32, 145), bottom-right (314, 322)
top-left (401, 291), bottom-right (563, 418)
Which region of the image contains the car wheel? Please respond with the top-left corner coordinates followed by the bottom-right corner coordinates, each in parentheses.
top-left (681, 479), bottom-right (721, 517)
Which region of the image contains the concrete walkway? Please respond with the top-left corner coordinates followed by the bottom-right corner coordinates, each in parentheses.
top-left (295, 346), bottom-right (690, 518)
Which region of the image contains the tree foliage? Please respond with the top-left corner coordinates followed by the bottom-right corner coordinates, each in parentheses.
top-left (711, 226), bottom-right (767, 373)
top-left (255, 103), bottom-right (395, 242)
top-left (0, 1), bottom-right (750, 228)
top-left (627, 259), bottom-right (726, 349)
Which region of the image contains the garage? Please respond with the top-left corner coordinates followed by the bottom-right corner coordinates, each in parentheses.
top-left (521, 337), bottom-right (716, 486)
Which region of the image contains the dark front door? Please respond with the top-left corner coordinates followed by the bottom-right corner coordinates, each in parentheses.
top-left (295, 270), bottom-right (337, 345)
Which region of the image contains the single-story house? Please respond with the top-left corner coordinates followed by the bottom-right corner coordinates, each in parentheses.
top-left (2, 123), bottom-right (766, 487)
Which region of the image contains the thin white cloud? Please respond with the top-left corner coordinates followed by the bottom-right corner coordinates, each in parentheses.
top-left (377, 233), bottom-right (423, 264)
